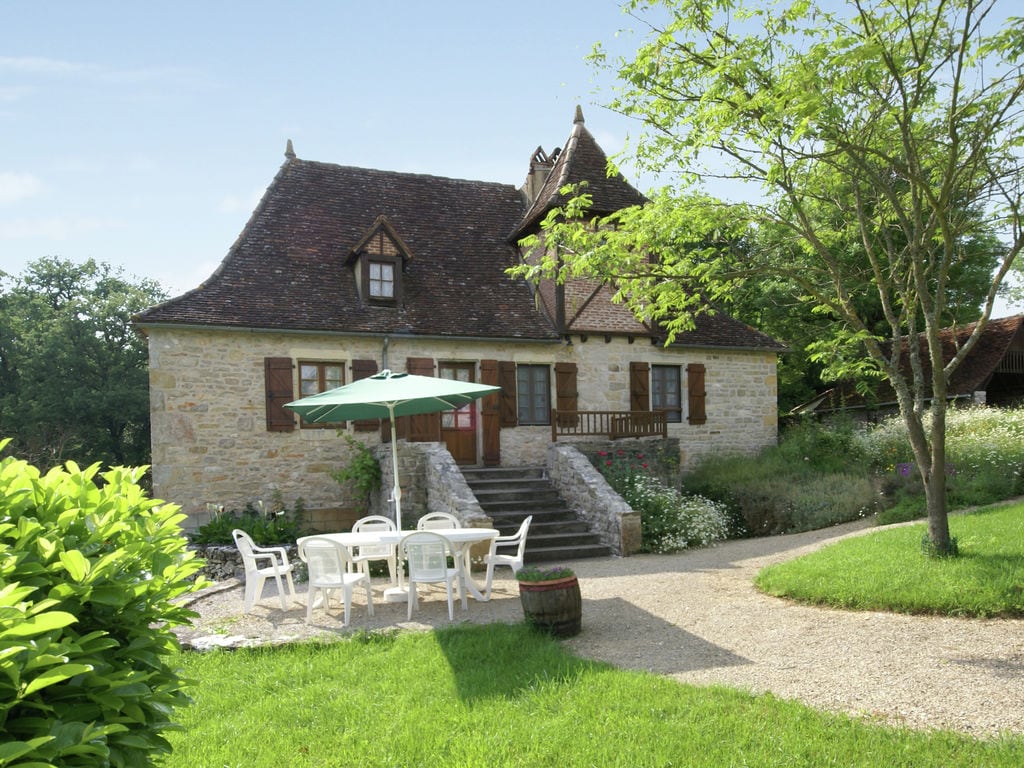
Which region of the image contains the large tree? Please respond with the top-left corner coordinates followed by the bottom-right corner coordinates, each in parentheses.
top-left (0, 257), bottom-right (166, 470)
top-left (515, 0), bottom-right (1024, 554)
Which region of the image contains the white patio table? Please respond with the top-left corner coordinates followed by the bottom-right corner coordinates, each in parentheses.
top-left (298, 527), bottom-right (499, 603)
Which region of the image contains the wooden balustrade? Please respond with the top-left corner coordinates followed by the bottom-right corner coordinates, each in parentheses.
top-left (550, 410), bottom-right (668, 441)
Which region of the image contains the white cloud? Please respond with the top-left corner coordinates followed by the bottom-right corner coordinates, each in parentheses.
top-left (0, 85), bottom-right (32, 102)
top-left (0, 215), bottom-right (119, 240)
top-left (0, 56), bottom-right (86, 75)
top-left (0, 172), bottom-right (43, 205)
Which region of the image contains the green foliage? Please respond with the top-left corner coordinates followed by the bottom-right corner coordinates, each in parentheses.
top-left (0, 257), bottom-right (167, 470)
top-left (189, 495), bottom-right (309, 546)
top-left (165, 624), bottom-right (1024, 767)
top-left (0, 440), bottom-right (206, 767)
top-left (683, 429), bottom-right (879, 537)
top-left (515, 0), bottom-right (1024, 552)
top-left (856, 406), bottom-right (1024, 518)
top-left (756, 502), bottom-right (1024, 617)
top-left (329, 434), bottom-right (382, 513)
top-left (514, 565), bottom-right (575, 582)
top-left (594, 449), bottom-right (730, 551)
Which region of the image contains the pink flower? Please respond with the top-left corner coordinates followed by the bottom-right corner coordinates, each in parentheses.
top-left (606, 460), bottom-right (613, 467)
top-left (597, 451), bottom-right (607, 457)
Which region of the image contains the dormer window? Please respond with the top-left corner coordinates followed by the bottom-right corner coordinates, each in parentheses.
top-left (369, 260), bottom-right (395, 299)
top-left (348, 215), bottom-right (413, 306)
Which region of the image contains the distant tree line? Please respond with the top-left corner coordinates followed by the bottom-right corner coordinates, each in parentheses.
top-left (0, 257), bottom-right (166, 471)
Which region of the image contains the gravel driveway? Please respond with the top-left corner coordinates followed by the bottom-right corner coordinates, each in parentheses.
top-left (177, 518), bottom-right (1024, 737)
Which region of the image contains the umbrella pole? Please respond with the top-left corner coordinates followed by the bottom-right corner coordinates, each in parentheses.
top-left (383, 405), bottom-right (409, 603)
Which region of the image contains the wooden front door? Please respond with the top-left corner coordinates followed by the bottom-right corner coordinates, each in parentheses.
top-left (439, 362), bottom-right (478, 465)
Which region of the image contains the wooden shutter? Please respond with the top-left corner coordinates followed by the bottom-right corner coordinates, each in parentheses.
top-left (630, 361), bottom-right (650, 412)
top-left (687, 363), bottom-right (707, 425)
top-left (351, 359), bottom-right (379, 432)
top-left (498, 361), bottom-right (518, 427)
top-left (405, 357), bottom-right (440, 442)
top-left (480, 359), bottom-right (501, 466)
top-left (264, 357), bottom-right (295, 432)
top-left (554, 362), bottom-right (578, 426)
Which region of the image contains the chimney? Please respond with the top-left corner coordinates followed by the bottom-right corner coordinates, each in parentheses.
top-left (522, 146), bottom-right (554, 204)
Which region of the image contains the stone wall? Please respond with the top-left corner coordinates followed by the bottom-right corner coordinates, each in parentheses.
top-left (145, 326), bottom-right (776, 530)
top-left (545, 443), bottom-right (641, 556)
top-left (372, 441), bottom-right (491, 529)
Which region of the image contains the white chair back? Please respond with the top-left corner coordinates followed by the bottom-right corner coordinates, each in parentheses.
top-left (353, 515), bottom-right (396, 558)
top-left (300, 537), bottom-right (348, 585)
top-left (402, 532), bottom-right (451, 581)
top-left (416, 512), bottom-right (461, 530)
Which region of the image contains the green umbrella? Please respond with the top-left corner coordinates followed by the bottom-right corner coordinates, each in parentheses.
top-left (284, 369), bottom-right (500, 531)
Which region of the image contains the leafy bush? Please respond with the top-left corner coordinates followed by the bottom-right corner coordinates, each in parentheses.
top-left (0, 443), bottom-right (206, 767)
top-left (855, 406), bottom-right (1024, 516)
top-left (593, 450), bottom-right (730, 552)
top-left (683, 424), bottom-right (880, 536)
top-left (189, 494), bottom-right (308, 546)
top-left (330, 434), bottom-right (382, 514)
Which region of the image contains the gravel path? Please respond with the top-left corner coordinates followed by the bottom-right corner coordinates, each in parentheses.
top-left (177, 519), bottom-right (1024, 737)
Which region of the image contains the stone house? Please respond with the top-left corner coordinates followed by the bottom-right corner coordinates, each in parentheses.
top-left (135, 107), bottom-right (783, 548)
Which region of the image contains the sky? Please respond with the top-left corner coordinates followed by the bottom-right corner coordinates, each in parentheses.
top-left (1, 0), bottom-right (648, 297)
top-left (2, 0), bottom-right (1020, 316)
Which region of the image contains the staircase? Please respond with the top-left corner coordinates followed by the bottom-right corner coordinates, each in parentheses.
top-left (460, 466), bottom-right (612, 563)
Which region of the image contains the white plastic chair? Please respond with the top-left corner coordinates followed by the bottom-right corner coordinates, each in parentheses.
top-left (232, 529), bottom-right (298, 613)
top-left (416, 511), bottom-right (461, 530)
top-left (298, 537), bottom-right (374, 626)
top-left (400, 531), bottom-right (465, 620)
top-left (351, 515), bottom-right (398, 586)
top-left (482, 516), bottom-right (533, 600)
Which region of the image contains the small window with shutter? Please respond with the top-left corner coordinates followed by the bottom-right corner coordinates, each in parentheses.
top-left (297, 361), bottom-right (345, 428)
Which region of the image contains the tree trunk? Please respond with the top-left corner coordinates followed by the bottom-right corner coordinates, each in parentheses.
top-left (924, 403), bottom-right (953, 555)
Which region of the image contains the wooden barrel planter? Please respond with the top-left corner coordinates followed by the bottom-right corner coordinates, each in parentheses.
top-left (518, 575), bottom-right (582, 637)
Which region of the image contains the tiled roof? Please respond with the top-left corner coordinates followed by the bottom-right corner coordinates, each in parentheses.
top-left (136, 109), bottom-right (782, 352)
top-left (797, 314), bottom-right (1024, 411)
top-left (511, 106), bottom-right (648, 241)
top-left (137, 159), bottom-right (560, 340)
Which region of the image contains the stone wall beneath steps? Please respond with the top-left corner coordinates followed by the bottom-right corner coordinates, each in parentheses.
top-left (546, 443), bottom-right (641, 556)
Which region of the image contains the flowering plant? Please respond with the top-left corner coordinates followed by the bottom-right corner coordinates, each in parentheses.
top-left (594, 448), bottom-right (730, 553)
top-left (515, 565), bottom-right (575, 582)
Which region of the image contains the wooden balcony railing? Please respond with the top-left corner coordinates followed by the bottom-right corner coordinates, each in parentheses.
top-left (550, 410), bottom-right (669, 441)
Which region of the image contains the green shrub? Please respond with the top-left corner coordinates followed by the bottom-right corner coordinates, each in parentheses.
top-left (189, 494), bottom-right (308, 546)
top-left (593, 450), bottom-right (730, 552)
top-left (0, 442), bottom-right (206, 767)
top-left (330, 434), bottom-right (382, 514)
top-left (683, 451), bottom-right (879, 536)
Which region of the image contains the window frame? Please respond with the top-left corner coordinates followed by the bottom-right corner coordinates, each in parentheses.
top-left (516, 364), bottom-right (551, 426)
top-left (297, 360), bottom-right (346, 429)
top-left (362, 255), bottom-right (401, 304)
top-left (651, 364), bottom-right (683, 423)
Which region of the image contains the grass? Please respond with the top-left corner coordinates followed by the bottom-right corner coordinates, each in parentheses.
top-left (161, 623), bottom-right (1024, 767)
top-left (756, 502), bottom-right (1024, 617)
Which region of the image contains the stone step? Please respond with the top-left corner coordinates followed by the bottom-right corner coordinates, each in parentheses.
top-left (462, 465), bottom-right (613, 562)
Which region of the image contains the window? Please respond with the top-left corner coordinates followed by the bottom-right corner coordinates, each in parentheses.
top-left (368, 260), bottom-right (395, 299)
top-left (516, 364), bottom-right (550, 425)
top-left (651, 365), bottom-right (682, 423)
top-left (298, 361), bottom-right (344, 427)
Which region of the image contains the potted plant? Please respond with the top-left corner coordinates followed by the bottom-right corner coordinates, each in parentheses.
top-left (515, 565), bottom-right (582, 637)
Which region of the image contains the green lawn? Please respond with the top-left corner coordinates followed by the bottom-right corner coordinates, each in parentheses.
top-left (756, 502), bottom-right (1024, 617)
top-left (160, 503), bottom-right (1024, 766)
top-left (161, 623), bottom-right (1023, 767)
